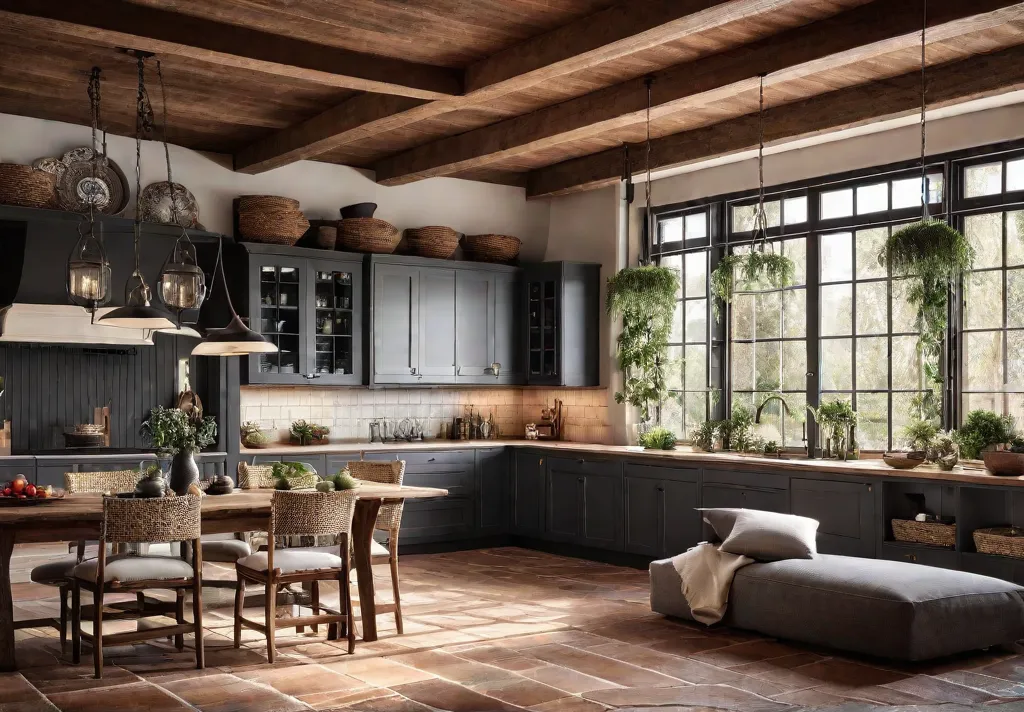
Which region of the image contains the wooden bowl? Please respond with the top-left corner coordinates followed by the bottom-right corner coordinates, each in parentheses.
top-left (883, 451), bottom-right (926, 470)
top-left (983, 450), bottom-right (1024, 476)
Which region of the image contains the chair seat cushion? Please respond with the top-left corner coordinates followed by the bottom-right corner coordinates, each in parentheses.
top-left (201, 538), bottom-right (252, 563)
top-left (651, 553), bottom-right (1024, 661)
top-left (31, 557), bottom-right (78, 585)
top-left (237, 549), bottom-right (343, 574)
top-left (305, 539), bottom-right (389, 557)
top-left (74, 554), bottom-right (195, 583)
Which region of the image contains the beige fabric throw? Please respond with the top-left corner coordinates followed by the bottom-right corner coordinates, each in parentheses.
top-left (671, 542), bottom-right (752, 625)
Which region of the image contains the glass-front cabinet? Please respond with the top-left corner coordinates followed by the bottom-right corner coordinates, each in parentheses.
top-left (244, 245), bottom-right (363, 385)
top-left (523, 262), bottom-right (600, 387)
top-left (527, 278), bottom-right (560, 382)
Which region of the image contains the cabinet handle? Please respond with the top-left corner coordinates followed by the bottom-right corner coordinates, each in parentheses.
top-left (577, 458), bottom-right (585, 465)
top-left (410, 367), bottom-right (417, 375)
top-left (302, 373), bottom-right (321, 380)
top-left (457, 366), bottom-right (462, 375)
top-left (656, 486), bottom-right (664, 492)
top-left (428, 457), bottom-right (436, 462)
top-left (577, 477), bottom-right (584, 483)
top-left (905, 553), bottom-right (917, 562)
top-left (867, 484), bottom-right (872, 492)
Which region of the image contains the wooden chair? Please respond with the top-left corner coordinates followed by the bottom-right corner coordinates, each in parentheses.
top-left (348, 460), bottom-right (407, 634)
top-left (71, 493), bottom-right (204, 679)
top-left (27, 470), bottom-right (141, 651)
top-left (233, 490), bottom-right (358, 662)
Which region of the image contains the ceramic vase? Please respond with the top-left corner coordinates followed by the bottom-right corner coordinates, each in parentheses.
top-left (170, 450), bottom-right (200, 495)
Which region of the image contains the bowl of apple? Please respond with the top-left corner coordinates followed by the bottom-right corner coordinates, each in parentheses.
top-left (0, 475), bottom-right (63, 505)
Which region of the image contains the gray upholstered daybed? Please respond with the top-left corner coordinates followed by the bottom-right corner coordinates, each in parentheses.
top-left (651, 553), bottom-right (1024, 661)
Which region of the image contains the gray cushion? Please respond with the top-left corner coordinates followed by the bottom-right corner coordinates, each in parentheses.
top-left (719, 509), bottom-right (818, 561)
top-left (74, 554), bottom-right (194, 583)
top-left (237, 549), bottom-right (343, 574)
top-left (200, 538), bottom-right (252, 563)
top-left (651, 553), bottom-right (1024, 661)
top-left (30, 557), bottom-right (78, 585)
top-left (697, 508), bottom-right (744, 540)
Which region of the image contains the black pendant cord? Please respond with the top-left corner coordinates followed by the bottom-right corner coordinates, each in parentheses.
top-left (920, 0), bottom-right (929, 220)
top-left (641, 76), bottom-right (655, 265)
top-left (86, 67), bottom-right (101, 233)
top-left (132, 55), bottom-right (147, 292)
top-left (752, 73), bottom-right (769, 253)
top-left (155, 60), bottom-right (184, 233)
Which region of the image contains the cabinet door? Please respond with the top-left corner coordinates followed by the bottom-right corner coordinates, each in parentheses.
top-left (373, 264), bottom-right (420, 383)
top-left (791, 478), bottom-right (875, 557)
top-left (455, 271), bottom-right (494, 382)
top-left (582, 471), bottom-right (623, 550)
top-left (249, 255), bottom-right (308, 384)
top-left (662, 479), bottom-right (701, 556)
top-left (547, 467), bottom-right (581, 542)
top-left (526, 277), bottom-right (562, 385)
top-left (477, 448), bottom-right (508, 535)
top-left (308, 260), bottom-right (362, 385)
top-left (418, 267), bottom-right (456, 381)
top-left (399, 498), bottom-right (475, 543)
top-left (624, 475), bottom-right (662, 556)
top-left (512, 451), bottom-right (546, 536)
top-left (493, 273), bottom-right (523, 384)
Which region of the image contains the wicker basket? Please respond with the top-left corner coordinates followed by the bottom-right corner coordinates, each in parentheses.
top-left (0, 163), bottom-right (57, 209)
top-left (892, 518), bottom-right (956, 548)
top-left (405, 226), bottom-right (460, 259)
top-left (337, 218), bottom-right (401, 254)
top-left (315, 225), bottom-right (337, 250)
top-left (237, 195), bottom-right (299, 212)
top-left (238, 209), bottom-right (309, 245)
top-left (462, 233), bottom-right (521, 262)
top-left (974, 527), bottom-right (1024, 558)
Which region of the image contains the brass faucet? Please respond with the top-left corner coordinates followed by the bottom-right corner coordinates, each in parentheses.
top-left (754, 394), bottom-right (791, 423)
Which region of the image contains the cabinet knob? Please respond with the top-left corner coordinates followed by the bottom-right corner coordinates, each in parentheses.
top-left (867, 484), bottom-right (872, 492)
top-left (657, 486), bottom-right (664, 492)
top-left (302, 373), bottom-right (321, 380)
top-left (577, 458), bottom-right (585, 465)
top-left (906, 553), bottom-right (917, 562)
top-left (577, 477), bottom-right (584, 483)
top-left (410, 367), bottom-right (417, 375)
top-left (428, 457), bottom-right (436, 462)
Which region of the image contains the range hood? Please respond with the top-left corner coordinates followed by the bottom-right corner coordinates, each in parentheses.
top-left (0, 304), bottom-right (200, 346)
top-left (0, 207), bottom-right (213, 347)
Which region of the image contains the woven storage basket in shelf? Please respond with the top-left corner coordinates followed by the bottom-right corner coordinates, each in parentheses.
top-left (0, 163), bottom-right (57, 209)
top-left (238, 209), bottom-right (309, 246)
top-left (891, 518), bottom-right (956, 548)
top-left (973, 527), bottom-right (1024, 558)
top-left (405, 226), bottom-right (460, 259)
top-left (462, 233), bottom-right (521, 263)
top-left (337, 217), bottom-right (401, 254)
top-left (237, 195), bottom-right (299, 212)
top-left (316, 225), bottom-right (337, 250)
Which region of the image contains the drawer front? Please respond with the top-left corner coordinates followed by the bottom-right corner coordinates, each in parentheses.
top-left (624, 462), bottom-right (698, 483)
top-left (703, 469), bottom-right (789, 491)
top-left (701, 484), bottom-right (788, 513)
top-left (404, 466), bottom-right (475, 498)
top-left (356, 450), bottom-right (475, 468)
top-left (879, 543), bottom-right (958, 569)
top-left (547, 456), bottom-right (621, 478)
top-left (400, 497), bottom-right (475, 542)
top-left (791, 478), bottom-right (874, 557)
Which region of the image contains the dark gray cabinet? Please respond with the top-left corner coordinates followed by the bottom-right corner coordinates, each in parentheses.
top-left (493, 272), bottom-right (524, 385)
top-left (419, 268), bottom-right (457, 382)
top-left (477, 448), bottom-right (508, 535)
top-left (243, 244), bottom-right (364, 386)
top-left (372, 263), bottom-right (421, 384)
top-left (545, 456), bottom-right (623, 550)
top-left (524, 262), bottom-right (600, 387)
top-left (512, 449), bottom-right (546, 536)
top-left (624, 463), bottom-right (700, 558)
top-left (455, 270), bottom-right (494, 381)
top-left (791, 477), bottom-right (875, 557)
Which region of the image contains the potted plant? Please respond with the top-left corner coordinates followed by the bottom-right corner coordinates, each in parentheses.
top-left (606, 265), bottom-right (680, 439)
top-left (932, 431), bottom-right (960, 471)
top-left (241, 421), bottom-right (270, 449)
top-left (690, 420), bottom-right (719, 453)
top-left (955, 410), bottom-right (1016, 460)
top-left (310, 424), bottom-right (331, 445)
top-left (807, 399), bottom-right (857, 460)
top-left (903, 418), bottom-right (940, 456)
top-left (140, 406), bottom-right (217, 494)
top-left (638, 426), bottom-right (677, 451)
top-left (722, 404), bottom-right (763, 453)
top-left (710, 250), bottom-right (795, 318)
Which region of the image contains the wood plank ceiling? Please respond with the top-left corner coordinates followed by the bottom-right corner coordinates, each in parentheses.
top-left (1, 0), bottom-right (1023, 198)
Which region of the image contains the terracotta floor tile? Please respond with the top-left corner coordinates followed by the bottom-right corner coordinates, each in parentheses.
top-left (20, 663), bottom-right (141, 694)
top-left (45, 681), bottom-right (193, 712)
top-left (323, 657), bottom-right (435, 687)
top-left (468, 677), bottom-right (569, 707)
top-left (392, 678), bottom-right (529, 711)
top-left (236, 663), bottom-right (364, 697)
top-left (938, 670), bottom-right (1024, 697)
top-left (159, 673), bottom-right (308, 712)
top-left (730, 652), bottom-right (827, 677)
top-left (519, 643), bottom-right (682, 687)
top-left (583, 682), bottom-right (793, 711)
top-left (689, 640), bottom-right (806, 669)
top-left (770, 687), bottom-right (848, 706)
top-left (882, 673), bottom-right (1005, 703)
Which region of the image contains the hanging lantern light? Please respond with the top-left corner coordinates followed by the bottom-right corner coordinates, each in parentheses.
top-left (98, 52), bottom-right (175, 331)
top-left (67, 67), bottom-right (112, 316)
top-left (153, 60), bottom-right (206, 318)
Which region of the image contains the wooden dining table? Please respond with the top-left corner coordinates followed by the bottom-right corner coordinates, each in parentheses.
top-left (0, 482), bottom-right (448, 672)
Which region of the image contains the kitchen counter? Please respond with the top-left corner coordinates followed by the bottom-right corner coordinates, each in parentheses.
top-left (0, 451), bottom-right (228, 462)
top-left (242, 440), bottom-right (1021, 487)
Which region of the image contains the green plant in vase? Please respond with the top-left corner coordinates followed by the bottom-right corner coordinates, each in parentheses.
top-left (638, 427), bottom-right (677, 450)
top-left (807, 399), bottom-right (857, 459)
top-left (955, 410), bottom-right (1016, 460)
top-left (690, 420), bottom-right (719, 452)
top-left (903, 417), bottom-right (939, 454)
top-left (140, 406), bottom-right (217, 494)
top-left (606, 265), bottom-right (680, 426)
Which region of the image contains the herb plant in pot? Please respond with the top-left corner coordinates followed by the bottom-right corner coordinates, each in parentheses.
top-left (141, 405), bottom-right (218, 495)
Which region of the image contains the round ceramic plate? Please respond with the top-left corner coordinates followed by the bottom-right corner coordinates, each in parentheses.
top-left (0, 493), bottom-right (64, 506)
top-left (55, 147), bottom-right (129, 215)
top-left (140, 181), bottom-right (200, 228)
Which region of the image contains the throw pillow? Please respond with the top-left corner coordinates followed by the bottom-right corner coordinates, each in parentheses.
top-left (719, 509), bottom-right (818, 561)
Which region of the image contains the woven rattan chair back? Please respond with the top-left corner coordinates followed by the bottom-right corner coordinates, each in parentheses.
top-left (238, 462), bottom-right (318, 490)
top-left (270, 490), bottom-right (357, 538)
top-left (347, 460), bottom-right (405, 532)
top-left (100, 494), bottom-right (202, 544)
top-left (65, 469), bottom-right (142, 494)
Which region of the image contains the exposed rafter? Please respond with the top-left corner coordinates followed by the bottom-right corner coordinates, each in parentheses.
top-left (373, 0), bottom-right (1024, 186)
top-left (525, 44), bottom-right (1024, 198)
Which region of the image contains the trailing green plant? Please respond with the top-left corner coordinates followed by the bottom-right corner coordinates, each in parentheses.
top-left (955, 410), bottom-right (1016, 460)
top-left (271, 461), bottom-right (318, 490)
top-left (880, 220), bottom-right (975, 424)
top-left (289, 420), bottom-right (328, 445)
top-left (710, 254), bottom-right (745, 317)
top-left (606, 265), bottom-right (680, 422)
top-left (690, 420), bottom-right (719, 452)
top-left (710, 251), bottom-right (795, 318)
top-left (639, 426), bottom-right (678, 450)
top-left (141, 405), bottom-right (217, 454)
top-left (240, 421), bottom-right (269, 448)
top-left (903, 417), bottom-right (939, 453)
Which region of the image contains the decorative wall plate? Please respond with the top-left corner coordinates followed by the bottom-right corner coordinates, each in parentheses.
top-left (140, 181), bottom-right (200, 228)
top-left (53, 147), bottom-right (129, 215)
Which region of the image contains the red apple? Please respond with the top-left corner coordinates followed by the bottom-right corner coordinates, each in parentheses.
top-left (24, 484), bottom-right (36, 497)
top-left (2, 487), bottom-right (10, 496)
top-left (10, 478), bottom-right (25, 494)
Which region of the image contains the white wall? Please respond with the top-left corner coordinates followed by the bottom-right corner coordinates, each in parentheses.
top-left (0, 113), bottom-right (551, 260)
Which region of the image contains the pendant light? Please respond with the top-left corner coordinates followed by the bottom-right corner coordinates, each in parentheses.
top-left (191, 236), bottom-right (278, 356)
top-left (67, 67), bottom-right (112, 317)
top-left (153, 60), bottom-right (206, 320)
top-left (99, 53), bottom-right (176, 331)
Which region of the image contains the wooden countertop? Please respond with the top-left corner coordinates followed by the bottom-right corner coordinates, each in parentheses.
top-left (242, 440), bottom-right (1024, 488)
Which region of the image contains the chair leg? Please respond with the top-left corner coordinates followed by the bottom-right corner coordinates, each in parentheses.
top-left (71, 582), bottom-right (81, 664)
top-left (92, 588), bottom-right (104, 679)
top-left (59, 584), bottom-right (68, 653)
top-left (192, 585), bottom-right (205, 669)
top-left (389, 537), bottom-right (403, 635)
top-left (310, 580), bottom-right (319, 634)
top-left (174, 589), bottom-right (185, 652)
top-left (265, 581), bottom-right (277, 664)
top-left (342, 536), bottom-right (355, 654)
top-left (233, 577), bottom-right (245, 649)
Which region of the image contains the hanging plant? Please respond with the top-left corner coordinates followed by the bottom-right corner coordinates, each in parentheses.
top-left (607, 265), bottom-right (680, 423)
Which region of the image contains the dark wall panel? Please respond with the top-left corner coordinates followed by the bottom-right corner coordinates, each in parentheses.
top-left (0, 334), bottom-right (189, 453)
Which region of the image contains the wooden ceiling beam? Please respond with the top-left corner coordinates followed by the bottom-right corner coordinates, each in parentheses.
top-left (0, 0), bottom-right (462, 100)
top-left (233, 0), bottom-right (799, 174)
top-left (525, 43), bottom-right (1024, 198)
top-left (374, 0), bottom-right (1024, 186)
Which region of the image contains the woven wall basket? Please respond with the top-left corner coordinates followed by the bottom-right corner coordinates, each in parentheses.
top-left (337, 218), bottom-right (401, 254)
top-left (973, 527), bottom-right (1024, 558)
top-left (891, 518), bottom-right (956, 548)
top-left (238, 195), bottom-right (300, 213)
top-left (405, 226), bottom-right (460, 259)
top-left (238, 209), bottom-right (309, 246)
top-left (0, 163), bottom-right (57, 209)
top-left (462, 233), bottom-right (521, 263)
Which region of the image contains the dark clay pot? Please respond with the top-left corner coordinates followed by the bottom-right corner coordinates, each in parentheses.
top-left (134, 473), bottom-right (168, 498)
top-left (169, 450), bottom-right (200, 495)
top-left (340, 202), bottom-right (377, 219)
top-left (206, 474), bottom-right (235, 495)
